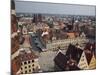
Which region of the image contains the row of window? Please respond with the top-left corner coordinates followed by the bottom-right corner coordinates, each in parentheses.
top-left (21, 68), bottom-right (35, 74)
top-left (47, 41), bottom-right (83, 50)
top-left (47, 44), bottom-right (67, 50)
top-left (21, 60), bottom-right (34, 65)
top-left (21, 64), bottom-right (34, 70)
top-left (47, 44), bottom-right (65, 48)
top-left (48, 38), bottom-right (86, 44)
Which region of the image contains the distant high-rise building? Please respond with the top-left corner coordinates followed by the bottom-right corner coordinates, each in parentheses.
top-left (33, 14), bottom-right (42, 23)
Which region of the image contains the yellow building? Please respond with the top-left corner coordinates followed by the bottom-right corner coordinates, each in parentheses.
top-left (77, 52), bottom-right (89, 70)
top-left (89, 54), bottom-right (96, 69)
top-left (19, 51), bottom-right (41, 74)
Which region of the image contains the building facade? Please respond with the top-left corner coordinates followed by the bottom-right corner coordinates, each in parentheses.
top-left (46, 38), bottom-right (89, 51)
top-left (19, 51), bottom-right (41, 74)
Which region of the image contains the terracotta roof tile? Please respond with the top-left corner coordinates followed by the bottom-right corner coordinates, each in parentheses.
top-left (19, 52), bottom-right (38, 61)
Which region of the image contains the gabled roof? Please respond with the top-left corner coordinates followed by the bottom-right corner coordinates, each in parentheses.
top-left (54, 51), bottom-right (81, 71)
top-left (84, 42), bottom-right (96, 65)
top-left (84, 42), bottom-right (96, 51)
top-left (54, 52), bottom-right (69, 70)
top-left (66, 44), bottom-right (83, 63)
top-left (89, 53), bottom-right (96, 69)
top-left (84, 43), bottom-right (92, 50)
top-left (85, 52), bottom-right (93, 65)
top-left (77, 51), bottom-right (89, 69)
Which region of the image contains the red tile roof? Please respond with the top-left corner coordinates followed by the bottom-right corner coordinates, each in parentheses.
top-left (19, 51), bottom-right (38, 61)
top-left (12, 56), bottom-right (21, 75)
top-left (11, 35), bottom-right (19, 54)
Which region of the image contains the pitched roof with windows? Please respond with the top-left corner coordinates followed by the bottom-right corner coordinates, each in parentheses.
top-left (84, 42), bottom-right (95, 51)
top-left (66, 44), bottom-right (83, 63)
top-left (84, 42), bottom-right (96, 65)
top-left (54, 51), bottom-right (81, 71)
top-left (85, 52), bottom-right (93, 65)
top-left (54, 52), bottom-right (69, 70)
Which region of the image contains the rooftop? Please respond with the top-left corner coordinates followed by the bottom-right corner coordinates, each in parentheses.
top-left (66, 44), bottom-right (83, 63)
top-left (19, 51), bottom-right (38, 61)
top-left (54, 52), bottom-right (69, 70)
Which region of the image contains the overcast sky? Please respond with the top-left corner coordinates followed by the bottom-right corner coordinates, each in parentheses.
top-left (15, 0), bottom-right (96, 16)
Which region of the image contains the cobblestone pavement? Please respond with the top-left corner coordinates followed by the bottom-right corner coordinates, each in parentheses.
top-left (38, 50), bottom-right (66, 72)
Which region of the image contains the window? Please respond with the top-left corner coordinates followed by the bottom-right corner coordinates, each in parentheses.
top-left (29, 65), bottom-right (31, 68)
top-left (21, 67), bottom-right (23, 70)
top-left (29, 69), bottom-right (31, 72)
top-left (33, 68), bottom-right (35, 71)
top-left (24, 61), bottom-right (27, 64)
top-left (28, 61), bottom-right (30, 64)
top-left (21, 62), bottom-right (23, 65)
top-left (32, 64), bottom-right (34, 67)
top-left (25, 71), bottom-right (27, 74)
top-left (35, 42), bottom-right (38, 45)
top-left (25, 66), bottom-right (27, 69)
top-left (32, 60), bottom-right (34, 62)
